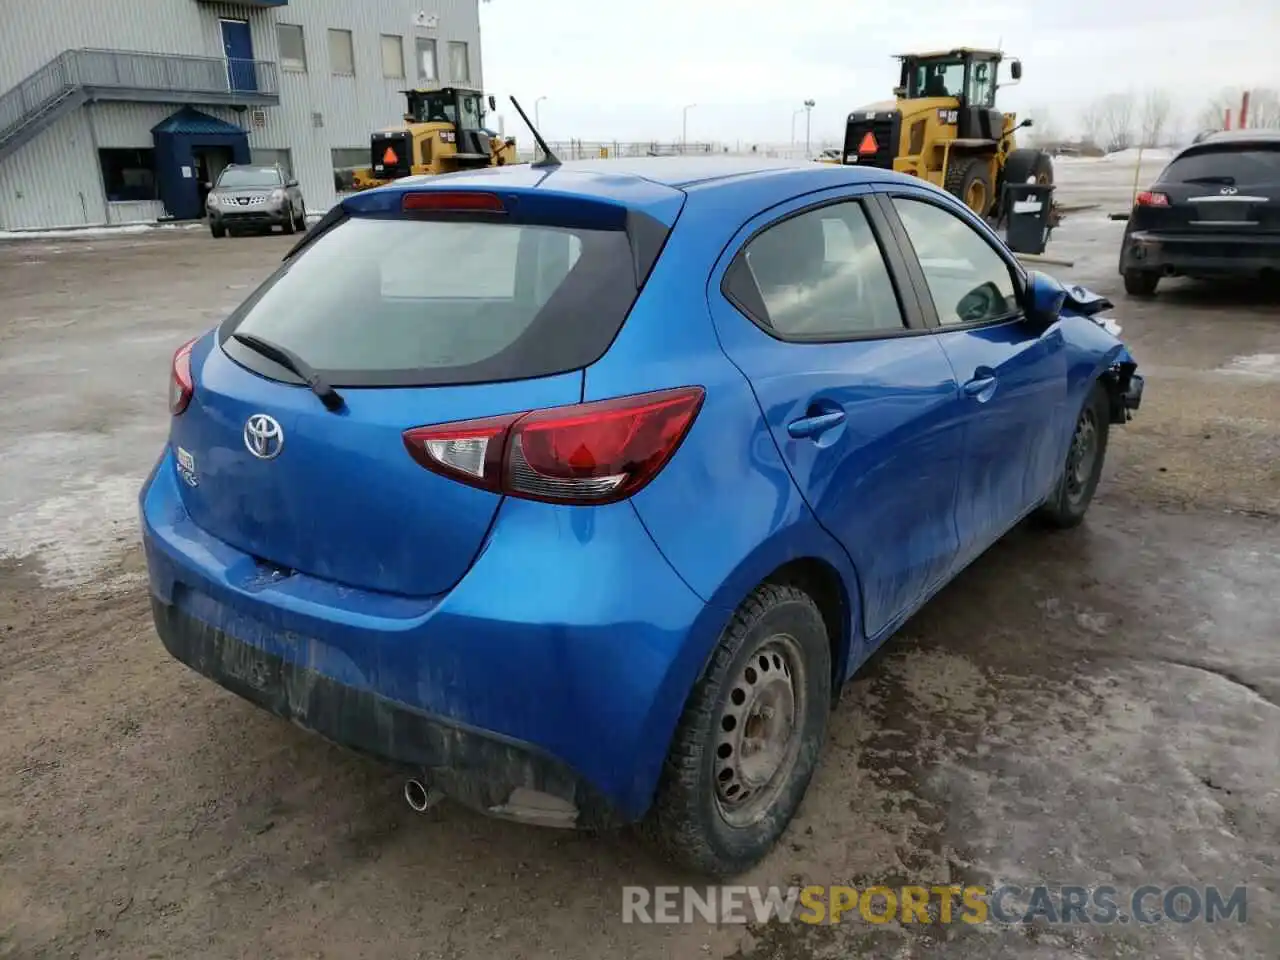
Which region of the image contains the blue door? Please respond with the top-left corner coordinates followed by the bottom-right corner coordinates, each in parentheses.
top-left (220, 19), bottom-right (258, 93)
top-left (883, 191), bottom-right (1068, 562)
top-left (709, 186), bottom-right (966, 642)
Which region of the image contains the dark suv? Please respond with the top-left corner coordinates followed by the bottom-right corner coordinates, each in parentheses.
top-left (1119, 129), bottom-right (1280, 296)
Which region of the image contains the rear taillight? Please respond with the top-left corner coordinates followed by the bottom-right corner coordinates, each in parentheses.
top-left (169, 338), bottom-right (196, 415)
top-left (1135, 191), bottom-right (1170, 208)
top-left (403, 387), bottom-right (705, 505)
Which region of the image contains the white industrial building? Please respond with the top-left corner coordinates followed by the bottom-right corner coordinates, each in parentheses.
top-left (0, 0), bottom-right (484, 230)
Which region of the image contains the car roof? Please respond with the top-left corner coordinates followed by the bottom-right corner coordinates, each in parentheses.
top-left (1182, 128), bottom-right (1280, 152)
top-left (358, 157), bottom-right (927, 225)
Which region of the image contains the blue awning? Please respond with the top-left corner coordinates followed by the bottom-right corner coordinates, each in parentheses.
top-left (152, 107), bottom-right (246, 137)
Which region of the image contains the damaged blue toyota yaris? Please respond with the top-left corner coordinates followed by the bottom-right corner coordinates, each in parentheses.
top-left (140, 157), bottom-right (1142, 877)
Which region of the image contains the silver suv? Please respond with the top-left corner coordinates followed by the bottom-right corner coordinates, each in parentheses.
top-left (207, 164), bottom-right (306, 238)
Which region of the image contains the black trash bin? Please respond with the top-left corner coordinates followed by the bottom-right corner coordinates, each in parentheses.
top-left (1003, 182), bottom-right (1055, 255)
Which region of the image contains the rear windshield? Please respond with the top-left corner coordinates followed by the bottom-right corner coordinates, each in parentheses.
top-left (217, 167), bottom-right (283, 188)
top-left (1162, 146), bottom-right (1280, 185)
top-left (221, 214), bottom-right (639, 387)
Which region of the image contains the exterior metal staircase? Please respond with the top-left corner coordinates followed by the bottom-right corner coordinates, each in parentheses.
top-left (0, 49), bottom-right (279, 163)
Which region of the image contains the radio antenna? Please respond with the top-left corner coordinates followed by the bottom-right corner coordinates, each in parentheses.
top-left (509, 96), bottom-right (561, 168)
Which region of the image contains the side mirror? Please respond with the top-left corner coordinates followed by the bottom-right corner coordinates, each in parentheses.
top-left (286, 178), bottom-right (298, 188)
top-left (893, 85), bottom-right (907, 99)
top-left (1025, 270), bottom-right (1066, 325)
top-left (488, 95), bottom-right (496, 111)
top-left (1010, 60), bottom-right (1023, 80)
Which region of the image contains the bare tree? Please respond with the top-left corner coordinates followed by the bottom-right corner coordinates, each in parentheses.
top-left (1100, 92), bottom-right (1136, 152)
top-left (1199, 88), bottom-right (1242, 131)
top-left (1195, 87), bottom-right (1280, 131)
top-left (1139, 89), bottom-right (1174, 147)
top-left (1080, 100), bottom-right (1105, 148)
top-left (1248, 88), bottom-right (1280, 128)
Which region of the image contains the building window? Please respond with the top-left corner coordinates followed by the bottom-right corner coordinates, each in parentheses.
top-left (448, 41), bottom-right (470, 83)
top-left (332, 148), bottom-right (368, 192)
top-left (278, 24), bottom-right (306, 72)
top-left (251, 148), bottom-right (294, 180)
top-left (415, 37), bottom-right (437, 82)
top-left (98, 149), bottom-right (158, 202)
top-left (328, 29), bottom-right (355, 76)
top-left (381, 34), bottom-right (405, 79)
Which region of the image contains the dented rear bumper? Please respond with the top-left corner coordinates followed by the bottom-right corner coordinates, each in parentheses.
top-left (150, 597), bottom-right (619, 827)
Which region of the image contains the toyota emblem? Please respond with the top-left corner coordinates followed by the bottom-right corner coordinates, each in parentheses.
top-left (244, 414), bottom-right (284, 460)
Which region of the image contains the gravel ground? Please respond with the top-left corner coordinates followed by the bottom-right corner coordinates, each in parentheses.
top-left (1, 158), bottom-right (1277, 959)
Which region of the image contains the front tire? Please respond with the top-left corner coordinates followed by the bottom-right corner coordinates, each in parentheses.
top-left (946, 156), bottom-right (994, 217)
top-left (1036, 381), bottom-right (1111, 529)
top-left (210, 222), bottom-right (225, 239)
top-left (1124, 269), bottom-right (1159, 297)
top-left (644, 583), bottom-right (831, 877)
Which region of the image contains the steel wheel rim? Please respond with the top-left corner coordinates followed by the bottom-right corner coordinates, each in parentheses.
top-left (1066, 407), bottom-right (1098, 501)
top-left (713, 633), bottom-right (806, 828)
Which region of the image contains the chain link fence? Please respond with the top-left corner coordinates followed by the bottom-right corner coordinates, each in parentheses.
top-left (518, 139), bottom-right (844, 163)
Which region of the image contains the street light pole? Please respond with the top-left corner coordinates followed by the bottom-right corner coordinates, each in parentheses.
top-left (682, 103), bottom-right (697, 153)
top-left (803, 99), bottom-right (815, 159)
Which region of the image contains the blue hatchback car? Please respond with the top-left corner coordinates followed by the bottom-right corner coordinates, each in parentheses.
top-left (141, 157), bottom-right (1142, 877)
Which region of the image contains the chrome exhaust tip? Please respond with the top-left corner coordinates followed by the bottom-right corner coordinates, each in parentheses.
top-left (404, 778), bottom-right (442, 813)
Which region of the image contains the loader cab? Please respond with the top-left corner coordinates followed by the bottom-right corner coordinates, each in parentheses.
top-left (404, 86), bottom-right (496, 159)
top-left (896, 49), bottom-right (1012, 141)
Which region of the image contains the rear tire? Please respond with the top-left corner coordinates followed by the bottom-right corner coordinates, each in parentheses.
top-left (1002, 148), bottom-right (1054, 187)
top-left (1123, 269), bottom-right (1159, 297)
top-left (1036, 381), bottom-right (1111, 529)
top-left (644, 583), bottom-right (831, 878)
top-left (945, 157), bottom-right (994, 216)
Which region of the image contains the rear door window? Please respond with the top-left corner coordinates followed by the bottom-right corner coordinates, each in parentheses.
top-left (1162, 146), bottom-right (1280, 186)
top-left (728, 199), bottom-right (906, 339)
top-left (222, 215), bottom-right (630, 387)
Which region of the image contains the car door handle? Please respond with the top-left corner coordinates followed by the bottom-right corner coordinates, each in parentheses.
top-left (963, 375), bottom-right (998, 397)
top-left (787, 410), bottom-right (846, 439)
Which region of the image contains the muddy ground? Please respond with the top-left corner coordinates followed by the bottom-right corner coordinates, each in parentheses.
top-left (1, 159), bottom-right (1278, 959)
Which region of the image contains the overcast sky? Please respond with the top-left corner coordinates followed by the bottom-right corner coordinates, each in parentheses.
top-left (478, 0), bottom-right (1278, 146)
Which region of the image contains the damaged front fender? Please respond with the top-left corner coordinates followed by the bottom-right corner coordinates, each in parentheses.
top-left (1035, 272), bottom-right (1143, 423)
top-left (1061, 280), bottom-right (1142, 423)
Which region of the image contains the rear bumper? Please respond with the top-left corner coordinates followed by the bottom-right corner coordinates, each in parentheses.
top-left (150, 597), bottom-right (618, 826)
top-left (1120, 230), bottom-right (1280, 277)
top-left (139, 449), bottom-right (724, 824)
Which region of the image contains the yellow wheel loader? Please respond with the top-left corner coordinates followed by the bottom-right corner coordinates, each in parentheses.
top-left (350, 86), bottom-right (519, 191)
top-left (841, 48), bottom-right (1052, 218)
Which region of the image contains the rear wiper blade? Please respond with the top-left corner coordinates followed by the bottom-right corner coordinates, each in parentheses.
top-left (231, 332), bottom-right (345, 412)
top-left (1181, 175), bottom-right (1236, 185)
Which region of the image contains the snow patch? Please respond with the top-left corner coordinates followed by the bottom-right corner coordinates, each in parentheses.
top-left (0, 222), bottom-right (204, 241)
top-left (0, 474), bottom-right (141, 589)
top-left (1220, 353), bottom-right (1280, 380)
